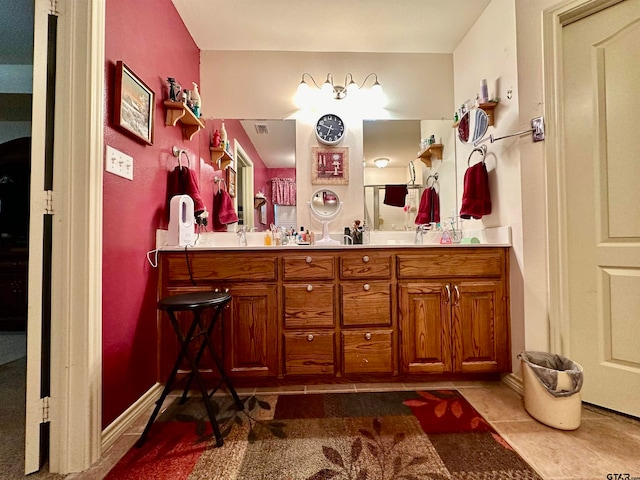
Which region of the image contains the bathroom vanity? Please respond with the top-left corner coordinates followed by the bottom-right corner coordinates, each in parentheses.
top-left (156, 243), bottom-right (511, 385)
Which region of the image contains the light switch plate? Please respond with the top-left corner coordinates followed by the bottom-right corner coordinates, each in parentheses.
top-left (105, 145), bottom-right (133, 180)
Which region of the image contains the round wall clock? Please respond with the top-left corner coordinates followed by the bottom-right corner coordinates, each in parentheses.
top-left (315, 114), bottom-right (345, 145)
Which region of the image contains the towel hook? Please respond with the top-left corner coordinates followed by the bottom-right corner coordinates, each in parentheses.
top-left (426, 173), bottom-right (439, 189)
top-left (467, 145), bottom-right (487, 167)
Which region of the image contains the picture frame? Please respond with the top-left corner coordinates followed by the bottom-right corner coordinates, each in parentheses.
top-left (311, 147), bottom-right (349, 185)
top-left (114, 61), bottom-right (155, 145)
top-left (226, 167), bottom-right (236, 197)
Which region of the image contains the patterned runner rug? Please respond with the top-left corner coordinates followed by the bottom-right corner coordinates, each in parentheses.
top-left (107, 390), bottom-right (542, 479)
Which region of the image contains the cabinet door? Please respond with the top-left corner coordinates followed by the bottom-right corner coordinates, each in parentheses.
top-left (342, 329), bottom-right (393, 374)
top-left (283, 283), bottom-right (335, 328)
top-left (341, 281), bottom-right (391, 327)
top-left (452, 280), bottom-right (509, 373)
top-left (226, 283), bottom-right (279, 378)
top-left (284, 331), bottom-right (335, 375)
top-left (398, 282), bottom-right (452, 374)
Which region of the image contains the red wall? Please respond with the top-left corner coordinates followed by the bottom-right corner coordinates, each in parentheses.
top-left (103, 0), bottom-right (202, 427)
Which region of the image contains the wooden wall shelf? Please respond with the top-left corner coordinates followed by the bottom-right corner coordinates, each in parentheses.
top-left (164, 101), bottom-right (205, 141)
top-left (417, 143), bottom-right (443, 167)
top-left (210, 147), bottom-right (233, 170)
top-left (479, 101), bottom-right (498, 126)
top-left (254, 197), bottom-right (267, 209)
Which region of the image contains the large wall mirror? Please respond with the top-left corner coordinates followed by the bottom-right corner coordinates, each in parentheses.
top-left (363, 119), bottom-right (457, 230)
top-left (206, 117), bottom-right (457, 232)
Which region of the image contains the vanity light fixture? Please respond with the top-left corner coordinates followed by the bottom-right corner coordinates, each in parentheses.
top-left (374, 158), bottom-right (389, 168)
top-left (295, 72), bottom-right (385, 108)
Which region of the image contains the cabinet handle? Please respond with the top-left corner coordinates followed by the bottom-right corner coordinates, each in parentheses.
top-left (363, 283), bottom-right (370, 291)
top-left (444, 284), bottom-right (451, 304)
top-left (306, 256), bottom-right (312, 264)
top-left (307, 284), bottom-right (313, 292)
top-left (453, 285), bottom-right (460, 305)
top-left (364, 332), bottom-right (372, 340)
top-left (214, 288), bottom-right (220, 293)
top-left (362, 255), bottom-right (370, 263)
top-left (307, 334), bottom-right (314, 342)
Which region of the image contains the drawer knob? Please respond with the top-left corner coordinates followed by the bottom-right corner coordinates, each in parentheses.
top-left (224, 288), bottom-right (229, 293)
top-left (363, 283), bottom-right (370, 291)
top-left (364, 332), bottom-right (372, 340)
top-left (306, 256), bottom-right (312, 263)
top-left (362, 255), bottom-right (370, 263)
top-left (307, 334), bottom-right (314, 342)
top-left (307, 284), bottom-right (313, 292)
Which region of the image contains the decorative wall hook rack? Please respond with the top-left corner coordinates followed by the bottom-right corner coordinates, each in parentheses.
top-left (475, 116), bottom-right (545, 146)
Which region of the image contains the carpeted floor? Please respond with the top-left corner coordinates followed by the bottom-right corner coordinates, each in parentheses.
top-left (0, 356), bottom-right (65, 480)
top-left (106, 389), bottom-right (542, 479)
top-left (0, 332), bottom-right (26, 366)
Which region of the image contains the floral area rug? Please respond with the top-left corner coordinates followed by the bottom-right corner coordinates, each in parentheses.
top-left (106, 390), bottom-right (542, 479)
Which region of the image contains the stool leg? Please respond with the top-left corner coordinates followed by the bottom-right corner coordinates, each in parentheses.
top-left (137, 309), bottom-right (201, 447)
top-left (199, 307), bottom-right (243, 410)
top-left (169, 310), bottom-right (224, 447)
top-left (179, 308), bottom-right (218, 404)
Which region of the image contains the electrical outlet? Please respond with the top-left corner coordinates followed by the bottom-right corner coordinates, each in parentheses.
top-left (105, 145), bottom-right (133, 180)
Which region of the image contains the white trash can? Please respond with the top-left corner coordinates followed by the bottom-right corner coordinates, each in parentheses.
top-left (519, 351), bottom-right (583, 430)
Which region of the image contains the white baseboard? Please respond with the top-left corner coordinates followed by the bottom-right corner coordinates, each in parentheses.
top-left (101, 383), bottom-right (163, 451)
top-left (502, 372), bottom-right (524, 396)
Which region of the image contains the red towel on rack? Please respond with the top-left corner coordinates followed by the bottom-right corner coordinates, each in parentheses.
top-left (166, 166), bottom-right (206, 219)
top-left (212, 187), bottom-right (239, 231)
top-left (460, 162), bottom-right (491, 219)
top-left (415, 187), bottom-right (440, 224)
top-left (383, 184), bottom-right (408, 207)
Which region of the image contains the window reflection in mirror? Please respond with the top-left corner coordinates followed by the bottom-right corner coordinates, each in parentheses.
top-left (363, 119), bottom-right (457, 230)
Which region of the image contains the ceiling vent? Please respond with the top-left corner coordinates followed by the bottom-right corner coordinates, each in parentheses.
top-left (254, 123), bottom-right (269, 134)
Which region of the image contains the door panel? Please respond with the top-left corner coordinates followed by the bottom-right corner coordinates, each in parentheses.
top-left (562, 0), bottom-right (640, 416)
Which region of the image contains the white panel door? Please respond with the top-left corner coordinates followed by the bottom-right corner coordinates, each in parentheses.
top-left (562, 0), bottom-right (640, 416)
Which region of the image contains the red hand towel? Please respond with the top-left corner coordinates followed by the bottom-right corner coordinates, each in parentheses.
top-left (166, 167), bottom-right (206, 219)
top-left (212, 189), bottom-right (239, 231)
top-left (383, 184), bottom-right (408, 207)
top-left (415, 187), bottom-right (440, 224)
top-left (460, 162), bottom-right (491, 219)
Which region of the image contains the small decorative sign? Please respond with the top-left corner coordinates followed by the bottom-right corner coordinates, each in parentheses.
top-left (312, 147), bottom-right (349, 185)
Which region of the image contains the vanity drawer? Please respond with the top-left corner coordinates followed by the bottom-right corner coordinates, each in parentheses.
top-left (340, 281), bottom-right (391, 327)
top-left (340, 252), bottom-right (392, 279)
top-left (282, 254), bottom-right (336, 281)
top-left (342, 329), bottom-right (393, 374)
top-left (284, 331), bottom-right (335, 375)
top-left (283, 283), bottom-right (335, 328)
top-left (397, 248), bottom-right (505, 279)
top-left (163, 252), bottom-right (277, 282)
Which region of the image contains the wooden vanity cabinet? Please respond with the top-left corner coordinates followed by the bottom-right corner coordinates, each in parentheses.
top-left (159, 246), bottom-right (511, 384)
top-left (158, 251), bottom-right (279, 381)
top-left (282, 253), bottom-right (337, 376)
top-left (339, 252), bottom-right (395, 375)
top-left (397, 248), bottom-right (510, 374)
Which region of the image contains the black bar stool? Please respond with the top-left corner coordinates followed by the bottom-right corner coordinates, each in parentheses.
top-left (137, 291), bottom-right (243, 448)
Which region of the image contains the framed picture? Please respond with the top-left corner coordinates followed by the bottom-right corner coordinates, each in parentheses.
top-left (114, 61), bottom-right (155, 145)
top-left (226, 167), bottom-right (236, 197)
top-left (312, 147), bottom-right (349, 185)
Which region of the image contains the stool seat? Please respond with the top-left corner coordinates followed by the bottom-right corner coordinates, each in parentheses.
top-left (137, 289), bottom-right (242, 448)
top-left (158, 291), bottom-right (231, 311)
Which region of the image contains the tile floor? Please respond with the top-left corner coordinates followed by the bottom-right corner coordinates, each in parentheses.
top-left (66, 381), bottom-right (640, 480)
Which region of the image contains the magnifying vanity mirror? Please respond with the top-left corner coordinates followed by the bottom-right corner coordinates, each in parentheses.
top-left (308, 189), bottom-right (342, 245)
top-left (457, 108), bottom-right (489, 145)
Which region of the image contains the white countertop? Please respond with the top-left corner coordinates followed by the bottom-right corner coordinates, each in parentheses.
top-left (156, 226), bottom-right (511, 251)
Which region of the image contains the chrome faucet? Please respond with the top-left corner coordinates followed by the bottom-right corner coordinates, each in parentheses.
top-left (415, 224), bottom-right (430, 244)
top-left (237, 226), bottom-right (247, 246)
top-left (343, 235), bottom-right (353, 245)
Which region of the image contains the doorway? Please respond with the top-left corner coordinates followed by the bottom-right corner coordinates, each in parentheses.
top-left (546, 0), bottom-right (640, 417)
top-left (234, 140), bottom-right (254, 230)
